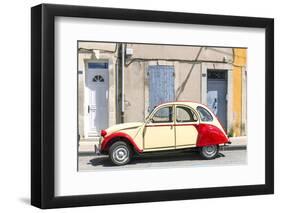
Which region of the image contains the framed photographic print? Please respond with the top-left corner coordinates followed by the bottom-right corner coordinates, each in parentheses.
top-left (31, 3), bottom-right (274, 209)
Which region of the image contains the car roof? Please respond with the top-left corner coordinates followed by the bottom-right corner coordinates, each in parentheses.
top-left (156, 101), bottom-right (207, 109)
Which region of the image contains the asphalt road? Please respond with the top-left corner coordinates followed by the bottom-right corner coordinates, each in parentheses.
top-left (78, 149), bottom-right (247, 171)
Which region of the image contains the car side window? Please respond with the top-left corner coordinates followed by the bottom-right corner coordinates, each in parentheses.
top-left (176, 106), bottom-right (198, 122)
top-left (151, 106), bottom-right (173, 123)
top-left (197, 106), bottom-right (213, 122)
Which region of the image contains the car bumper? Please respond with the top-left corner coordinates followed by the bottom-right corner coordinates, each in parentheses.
top-left (94, 144), bottom-right (101, 155)
top-left (94, 137), bottom-right (102, 155)
top-left (219, 141), bottom-right (232, 150)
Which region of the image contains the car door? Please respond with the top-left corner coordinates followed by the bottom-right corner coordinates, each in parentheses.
top-left (175, 105), bottom-right (199, 148)
top-left (144, 105), bottom-right (175, 150)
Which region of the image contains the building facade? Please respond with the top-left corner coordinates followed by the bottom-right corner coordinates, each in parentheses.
top-left (78, 42), bottom-right (247, 141)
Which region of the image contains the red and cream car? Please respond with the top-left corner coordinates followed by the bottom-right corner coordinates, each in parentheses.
top-left (96, 101), bottom-right (230, 166)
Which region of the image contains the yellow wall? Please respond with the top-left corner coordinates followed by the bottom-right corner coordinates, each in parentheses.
top-left (232, 48), bottom-right (247, 136)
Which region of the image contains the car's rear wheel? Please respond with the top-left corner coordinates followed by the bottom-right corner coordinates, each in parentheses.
top-left (199, 145), bottom-right (219, 159)
top-left (109, 141), bottom-right (132, 166)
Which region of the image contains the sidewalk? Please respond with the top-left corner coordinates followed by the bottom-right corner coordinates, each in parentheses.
top-left (79, 138), bottom-right (99, 155)
top-left (223, 136), bottom-right (247, 151)
top-left (78, 136), bottom-right (247, 155)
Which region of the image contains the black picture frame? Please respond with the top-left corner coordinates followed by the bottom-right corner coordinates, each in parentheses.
top-left (31, 3), bottom-right (274, 209)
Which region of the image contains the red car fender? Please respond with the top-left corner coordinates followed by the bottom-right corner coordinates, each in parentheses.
top-left (196, 124), bottom-right (229, 147)
top-left (101, 132), bottom-right (143, 153)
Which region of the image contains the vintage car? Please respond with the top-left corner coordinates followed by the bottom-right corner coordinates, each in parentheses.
top-left (95, 101), bottom-right (230, 166)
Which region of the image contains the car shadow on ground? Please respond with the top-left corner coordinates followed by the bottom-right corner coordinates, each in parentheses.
top-left (87, 151), bottom-right (225, 167)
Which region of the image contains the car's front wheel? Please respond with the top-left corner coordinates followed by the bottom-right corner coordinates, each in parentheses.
top-left (199, 145), bottom-right (219, 159)
top-left (109, 141), bottom-right (132, 166)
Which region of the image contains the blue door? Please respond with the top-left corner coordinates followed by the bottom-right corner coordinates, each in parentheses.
top-left (207, 69), bottom-right (227, 130)
top-left (148, 65), bottom-right (175, 112)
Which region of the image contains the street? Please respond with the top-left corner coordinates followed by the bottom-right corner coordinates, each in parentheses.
top-left (78, 149), bottom-right (247, 171)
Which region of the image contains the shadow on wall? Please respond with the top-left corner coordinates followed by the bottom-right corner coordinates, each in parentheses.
top-left (176, 47), bottom-right (203, 100)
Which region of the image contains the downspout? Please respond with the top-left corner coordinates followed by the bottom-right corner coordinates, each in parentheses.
top-left (121, 43), bottom-right (125, 122)
top-left (115, 57), bottom-right (119, 123)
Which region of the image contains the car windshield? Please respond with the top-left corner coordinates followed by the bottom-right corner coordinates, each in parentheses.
top-left (145, 106), bottom-right (157, 121)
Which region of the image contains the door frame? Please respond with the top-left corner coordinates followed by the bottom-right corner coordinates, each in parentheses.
top-left (201, 63), bottom-right (232, 133)
top-left (206, 69), bottom-right (228, 131)
top-left (84, 59), bottom-right (110, 138)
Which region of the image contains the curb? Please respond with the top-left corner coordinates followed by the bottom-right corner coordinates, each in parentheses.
top-left (79, 152), bottom-right (98, 156)
top-left (78, 145), bottom-right (247, 156)
top-left (220, 145), bottom-right (247, 151)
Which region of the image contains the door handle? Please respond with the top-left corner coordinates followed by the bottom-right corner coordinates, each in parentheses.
top-left (88, 105), bottom-right (90, 114)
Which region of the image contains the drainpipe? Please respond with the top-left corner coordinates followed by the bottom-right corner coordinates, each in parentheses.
top-left (121, 43), bottom-right (125, 122)
top-left (115, 57), bottom-right (119, 122)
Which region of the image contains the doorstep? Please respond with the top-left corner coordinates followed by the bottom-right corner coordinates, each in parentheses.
top-left (79, 138), bottom-right (100, 155)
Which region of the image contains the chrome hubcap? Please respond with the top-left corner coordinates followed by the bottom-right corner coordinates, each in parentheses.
top-left (113, 147), bottom-right (129, 164)
top-left (202, 145), bottom-right (217, 157)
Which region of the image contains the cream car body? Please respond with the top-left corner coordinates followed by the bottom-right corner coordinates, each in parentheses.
top-left (98, 101), bottom-right (229, 165)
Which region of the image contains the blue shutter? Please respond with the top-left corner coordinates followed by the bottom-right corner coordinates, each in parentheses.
top-left (148, 65), bottom-right (175, 112)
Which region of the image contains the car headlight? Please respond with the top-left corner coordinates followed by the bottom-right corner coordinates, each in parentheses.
top-left (100, 129), bottom-right (107, 137)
